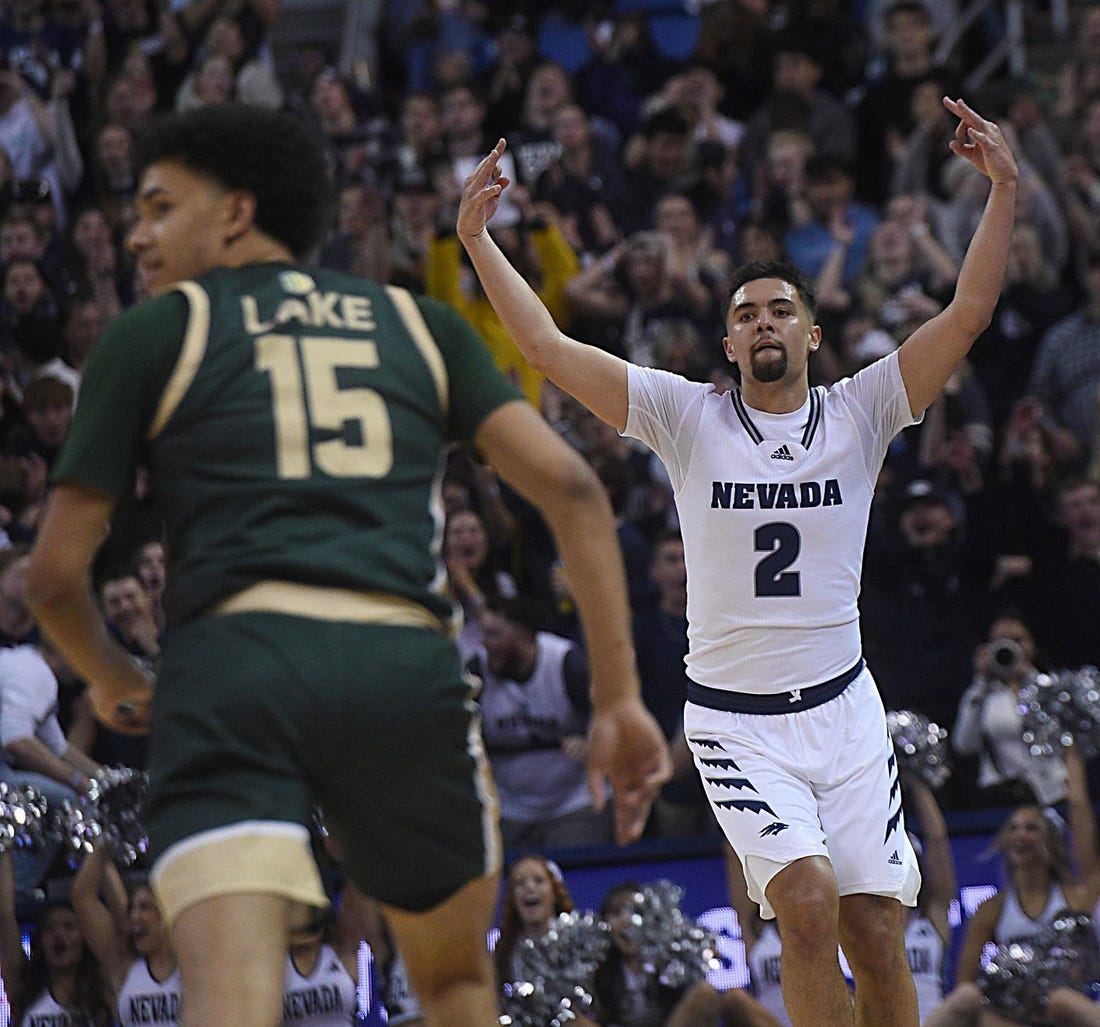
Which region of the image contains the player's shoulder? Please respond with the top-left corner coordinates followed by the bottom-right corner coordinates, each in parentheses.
top-left (191, 263), bottom-right (372, 296)
top-left (111, 288), bottom-right (191, 326)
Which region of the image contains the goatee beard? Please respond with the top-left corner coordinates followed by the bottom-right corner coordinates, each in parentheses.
top-left (751, 351), bottom-right (788, 383)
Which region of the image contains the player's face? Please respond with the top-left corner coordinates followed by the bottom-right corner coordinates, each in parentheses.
top-left (127, 159), bottom-right (237, 295)
top-left (723, 277), bottom-right (820, 386)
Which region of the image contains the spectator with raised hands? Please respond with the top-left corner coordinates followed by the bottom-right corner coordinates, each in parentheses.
top-left (967, 221), bottom-right (1078, 439)
top-left (815, 196), bottom-right (956, 352)
top-left (900, 774), bottom-right (956, 1023)
top-left (1039, 743), bottom-right (1100, 1027)
top-left (654, 191), bottom-right (731, 316)
top-left (0, 845), bottom-right (116, 1026)
top-left (71, 839), bottom-right (181, 1027)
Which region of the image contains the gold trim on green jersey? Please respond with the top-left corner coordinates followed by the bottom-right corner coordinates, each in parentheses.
top-left (385, 285), bottom-right (448, 414)
top-left (148, 280), bottom-right (211, 439)
top-left (210, 580), bottom-right (444, 630)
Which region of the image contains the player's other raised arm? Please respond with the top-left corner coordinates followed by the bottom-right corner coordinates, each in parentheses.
top-left (457, 139), bottom-right (630, 431)
top-left (897, 98), bottom-right (1018, 416)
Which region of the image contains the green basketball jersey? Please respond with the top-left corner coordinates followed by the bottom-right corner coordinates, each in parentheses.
top-left (54, 263), bottom-right (521, 626)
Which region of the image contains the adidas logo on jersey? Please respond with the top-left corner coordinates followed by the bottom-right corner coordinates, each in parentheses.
top-left (770, 445), bottom-right (794, 461)
top-left (888, 850), bottom-right (903, 865)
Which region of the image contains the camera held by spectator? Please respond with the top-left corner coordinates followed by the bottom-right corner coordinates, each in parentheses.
top-left (987, 637), bottom-right (1025, 680)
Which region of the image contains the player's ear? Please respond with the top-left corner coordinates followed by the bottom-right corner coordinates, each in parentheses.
top-left (222, 189), bottom-right (258, 244)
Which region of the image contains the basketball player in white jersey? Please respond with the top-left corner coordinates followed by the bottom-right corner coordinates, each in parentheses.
top-left (455, 95), bottom-right (1018, 1027)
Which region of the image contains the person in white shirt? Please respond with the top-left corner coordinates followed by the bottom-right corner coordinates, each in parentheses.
top-left (0, 638), bottom-right (102, 896)
top-left (455, 96), bottom-right (1018, 1027)
top-left (952, 613), bottom-right (1066, 808)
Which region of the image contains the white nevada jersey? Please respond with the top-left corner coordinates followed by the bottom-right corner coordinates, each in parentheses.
top-left (624, 351), bottom-right (918, 694)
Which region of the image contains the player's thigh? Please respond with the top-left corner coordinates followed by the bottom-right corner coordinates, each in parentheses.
top-left (172, 891), bottom-right (292, 1027)
top-left (304, 623), bottom-right (501, 913)
top-left (684, 702), bottom-right (828, 916)
top-left (381, 872), bottom-right (499, 1000)
top-left (149, 614), bottom-right (348, 926)
top-left (148, 613), bottom-right (328, 852)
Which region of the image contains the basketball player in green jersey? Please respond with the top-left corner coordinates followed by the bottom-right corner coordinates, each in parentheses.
top-left (26, 104), bottom-right (670, 1027)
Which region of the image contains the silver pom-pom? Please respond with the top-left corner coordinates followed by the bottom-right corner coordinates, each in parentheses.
top-left (979, 942), bottom-right (1046, 1022)
top-left (63, 768), bottom-right (149, 868)
top-left (887, 710), bottom-right (952, 789)
top-left (979, 910), bottom-right (1100, 1021)
top-left (0, 782), bottom-right (54, 853)
top-left (626, 880), bottom-right (721, 990)
top-left (500, 911), bottom-right (611, 1027)
top-left (1019, 667), bottom-right (1100, 759)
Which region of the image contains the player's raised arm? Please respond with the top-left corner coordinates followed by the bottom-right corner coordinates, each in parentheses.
top-left (457, 139), bottom-right (631, 431)
top-left (897, 97), bottom-right (1018, 416)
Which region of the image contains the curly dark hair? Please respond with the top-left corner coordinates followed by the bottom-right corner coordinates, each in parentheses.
top-left (134, 103), bottom-right (333, 260)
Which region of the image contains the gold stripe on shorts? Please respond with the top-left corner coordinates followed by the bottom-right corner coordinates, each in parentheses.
top-left (210, 581), bottom-right (443, 630)
top-left (150, 820), bottom-right (328, 929)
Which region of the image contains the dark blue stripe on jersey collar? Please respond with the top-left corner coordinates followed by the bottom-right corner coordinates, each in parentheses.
top-left (731, 389), bottom-right (764, 444)
top-left (801, 387), bottom-right (822, 448)
top-left (731, 387), bottom-right (821, 450)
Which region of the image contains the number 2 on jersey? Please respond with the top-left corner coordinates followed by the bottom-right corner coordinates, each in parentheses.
top-left (255, 333), bottom-right (394, 479)
top-left (754, 522), bottom-right (801, 596)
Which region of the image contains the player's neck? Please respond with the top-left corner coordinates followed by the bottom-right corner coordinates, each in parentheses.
top-left (226, 231), bottom-right (295, 270)
top-left (740, 378), bottom-right (809, 415)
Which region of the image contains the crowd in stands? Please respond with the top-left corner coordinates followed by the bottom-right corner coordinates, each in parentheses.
top-left (0, 0), bottom-right (1095, 1021)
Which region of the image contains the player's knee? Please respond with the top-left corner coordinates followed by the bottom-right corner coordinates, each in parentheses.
top-left (667, 981), bottom-right (722, 1027)
top-left (681, 981), bottom-right (721, 1015)
top-left (768, 873), bottom-right (839, 946)
top-left (941, 981), bottom-right (982, 1014)
top-left (839, 898), bottom-right (906, 976)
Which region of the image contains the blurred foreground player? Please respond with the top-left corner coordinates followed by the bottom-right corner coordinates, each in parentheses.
top-left (26, 103), bottom-right (670, 1027)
